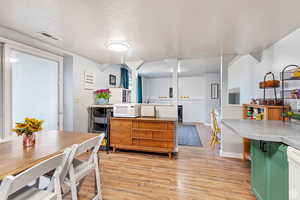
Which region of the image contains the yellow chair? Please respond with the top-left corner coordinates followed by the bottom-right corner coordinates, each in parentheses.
top-left (210, 110), bottom-right (221, 149)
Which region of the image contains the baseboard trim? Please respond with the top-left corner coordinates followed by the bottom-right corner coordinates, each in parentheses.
top-left (204, 123), bottom-right (211, 127)
top-left (220, 150), bottom-right (243, 159)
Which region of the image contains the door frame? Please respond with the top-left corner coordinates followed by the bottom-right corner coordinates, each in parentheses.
top-left (2, 41), bottom-right (63, 139)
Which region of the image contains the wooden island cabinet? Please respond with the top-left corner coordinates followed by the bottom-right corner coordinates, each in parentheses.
top-left (110, 117), bottom-right (177, 159)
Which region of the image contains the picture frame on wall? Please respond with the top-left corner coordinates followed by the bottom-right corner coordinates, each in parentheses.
top-left (84, 71), bottom-right (95, 91)
top-left (169, 87), bottom-right (173, 98)
top-left (109, 74), bottom-right (116, 86)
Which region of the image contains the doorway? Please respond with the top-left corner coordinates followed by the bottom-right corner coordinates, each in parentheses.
top-left (11, 50), bottom-right (59, 131)
top-left (2, 43), bottom-right (63, 138)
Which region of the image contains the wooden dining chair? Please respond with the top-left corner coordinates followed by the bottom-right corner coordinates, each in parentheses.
top-left (0, 153), bottom-right (65, 200)
top-left (210, 110), bottom-right (221, 149)
top-left (65, 134), bottom-right (105, 200)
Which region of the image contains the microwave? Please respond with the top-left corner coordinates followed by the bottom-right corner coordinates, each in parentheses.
top-left (113, 103), bottom-right (140, 118)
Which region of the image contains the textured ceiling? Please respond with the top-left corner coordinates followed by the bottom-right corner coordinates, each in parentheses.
top-left (0, 0), bottom-right (300, 64)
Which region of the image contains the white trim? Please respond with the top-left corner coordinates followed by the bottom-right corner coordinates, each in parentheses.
top-left (204, 123), bottom-right (211, 126)
top-left (58, 56), bottom-right (64, 131)
top-left (0, 43), bottom-right (3, 140)
top-left (227, 55), bottom-right (242, 67)
top-left (3, 42), bottom-right (64, 138)
top-left (5, 43), bottom-right (61, 62)
top-left (288, 147), bottom-right (300, 165)
top-left (3, 44), bottom-right (11, 139)
top-left (219, 150), bottom-right (243, 159)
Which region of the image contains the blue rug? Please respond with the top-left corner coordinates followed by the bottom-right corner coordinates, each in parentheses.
top-left (178, 125), bottom-right (202, 147)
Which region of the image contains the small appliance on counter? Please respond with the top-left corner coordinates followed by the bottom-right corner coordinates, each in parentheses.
top-left (113, 103), bottom-right (140, 118)
top-left (141, 104), bottom-right (156, 117)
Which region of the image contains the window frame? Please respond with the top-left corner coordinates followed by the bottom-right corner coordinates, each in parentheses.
top-left (1, 40), bottom-right (63, 139)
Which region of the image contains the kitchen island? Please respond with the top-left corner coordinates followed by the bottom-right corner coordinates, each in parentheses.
top-left (223, 119), bottom-right (300, 150)
top-left (110, 117), bottom-right (177, 159)
top-left (223, 119), bottom-right (300, 200)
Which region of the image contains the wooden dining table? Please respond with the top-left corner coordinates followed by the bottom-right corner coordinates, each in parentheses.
top-left (0, 131), bottom-right (99, 180)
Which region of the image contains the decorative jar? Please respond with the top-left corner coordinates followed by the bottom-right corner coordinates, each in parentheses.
top-left (23, 133), bottom-right (36, 147)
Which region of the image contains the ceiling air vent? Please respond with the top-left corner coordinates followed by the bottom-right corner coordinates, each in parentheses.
top-left (39, 32), bottom-right (60, 41)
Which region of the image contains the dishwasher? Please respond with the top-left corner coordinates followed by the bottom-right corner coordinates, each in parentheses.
top-left (288, 147), bottom-right (300, 200)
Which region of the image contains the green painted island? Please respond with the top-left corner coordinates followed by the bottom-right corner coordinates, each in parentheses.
top-left (222, 119), bottom-right (299, 200)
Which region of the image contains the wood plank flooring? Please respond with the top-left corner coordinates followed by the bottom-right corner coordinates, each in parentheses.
top-left (65, 124), bottom-right (256, 200)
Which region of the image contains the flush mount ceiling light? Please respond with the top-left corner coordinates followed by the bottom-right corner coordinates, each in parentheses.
top-left (105, 40), bottom-right (130, 52)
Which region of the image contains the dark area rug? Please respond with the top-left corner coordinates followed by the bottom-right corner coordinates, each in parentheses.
top-left (178, 125), bottom-right (202, 147)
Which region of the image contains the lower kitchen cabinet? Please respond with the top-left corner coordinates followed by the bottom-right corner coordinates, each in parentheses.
top-left (251, 140), bottom-right (288, 200)
top-left (288, 147), bottom-right (300, 200)
top-left (110, 117), bottom-right (177, 159)
top-left (251, 140), bottom-right (268, 200)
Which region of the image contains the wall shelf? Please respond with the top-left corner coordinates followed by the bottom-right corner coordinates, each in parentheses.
top-left (281, 64), bottom-right (300, 122)
top-left (242, 104), bottom-right (288, 161)
top-left (88, 105), bottom-right (113, 152)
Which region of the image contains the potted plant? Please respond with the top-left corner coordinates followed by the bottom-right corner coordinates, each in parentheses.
top-left (12, 118), bottom-right (44, 147)
top-left (95, 89), bottom-right (111, 104)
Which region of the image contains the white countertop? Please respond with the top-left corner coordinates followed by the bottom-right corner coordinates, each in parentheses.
top-left (89, 104), bottom-right (114, 108)
top-left (141, 103), bottom-right (174, 106)
top-left (223, 119), bottom-right (300, 150)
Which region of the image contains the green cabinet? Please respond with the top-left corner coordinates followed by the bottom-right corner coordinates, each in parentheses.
top-left (252, 140), bottom-right (268, 200)
top-left (251, 140), bottom-right (288, 200)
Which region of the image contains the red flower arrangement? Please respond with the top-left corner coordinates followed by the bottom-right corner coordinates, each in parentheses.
top-left (95, 89), bottom-right (111, 99)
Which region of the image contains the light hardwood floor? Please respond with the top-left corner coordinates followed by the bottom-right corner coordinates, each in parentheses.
top-left (65, 124), bottom-right (256, 200)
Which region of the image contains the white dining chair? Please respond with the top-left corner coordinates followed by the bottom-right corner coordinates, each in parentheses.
top-left (0, 153), bottom-right (65, 200)
top-left (44, 145), bottom-right (76, 192)
top-left (66, 134), bottom-right (105, 200)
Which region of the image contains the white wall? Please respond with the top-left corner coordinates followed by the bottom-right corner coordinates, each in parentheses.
top-left (0, 44), bottom-right (3, 138)
top-left (97, 64), bottom-right (121, 89)
top-left (0, 33), bottom-right (122, 134)
top-left (65, 55), bottom-right (121, 133)
top-left (143, 76), bottom-right (206, 101)
top-left (228, 28), bottom-right (300, 108)
top-left (143, 77), bottom-right (173, 101)
top-left (142, 75), bottom-right (220, 123)
top-left (178, 76), bottom-right (205, 123)
top-left (63, 55), bottom-right (74, 131)
top-left (222, 28), bottom-right (300, 158)
top-left (203, 73), bottom-right (221, 124)
top-left (221, 55), bottom-right (245, 159)
top-left (178, 76), bottom-right (205, 98)
top-left (228, 55), bottom-right (257, 104)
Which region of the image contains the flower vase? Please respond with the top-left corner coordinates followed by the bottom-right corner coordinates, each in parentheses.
top-left (96, 98), bottom-right (108, 104)
top-left (23, 133), bottom-right (36, 147)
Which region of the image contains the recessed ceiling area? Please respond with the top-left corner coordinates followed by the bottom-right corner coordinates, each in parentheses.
top-left (0, 0), bottom-right (300, 64)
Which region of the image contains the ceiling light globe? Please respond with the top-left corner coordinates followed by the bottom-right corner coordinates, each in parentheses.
top-left (105, 41), bottom-right (130, 52)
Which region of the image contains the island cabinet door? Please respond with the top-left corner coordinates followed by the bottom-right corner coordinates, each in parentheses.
top-left (251, 140), bottom-right (289, 200)
top-left (251, 140), bottom-right (268, 200)
top-left (267, 142), bottom-right (288, 200)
